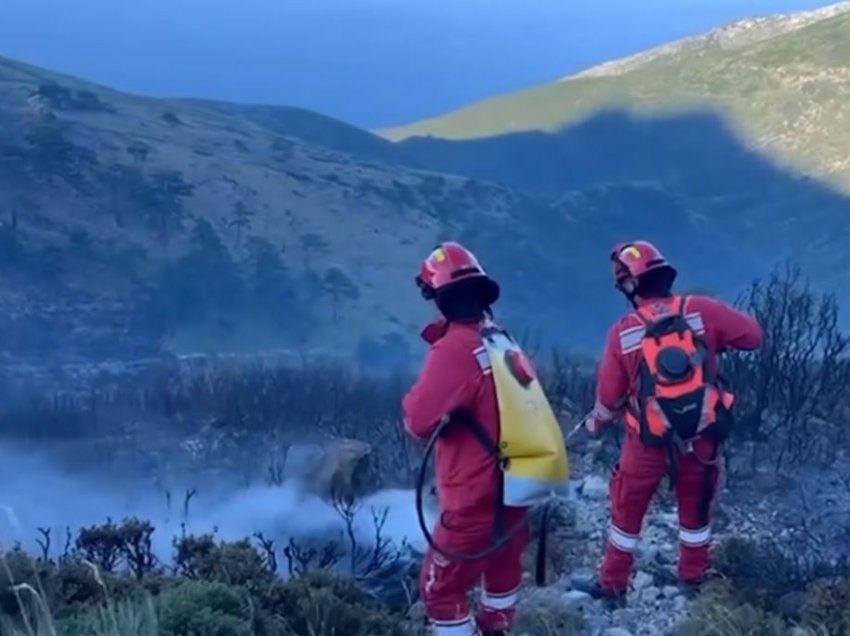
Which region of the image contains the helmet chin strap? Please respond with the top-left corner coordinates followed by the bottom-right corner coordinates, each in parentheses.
top-left (617, 277), bottom-right (640, 309)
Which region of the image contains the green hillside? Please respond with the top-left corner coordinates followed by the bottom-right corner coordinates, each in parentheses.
top-left (4, 2), bottom-right (850, 365)
top-left (381, 2), bottom-right (850, 191)
top-left (372, 2), bottom-right (850, 314)
top-left (0, 55), bottom-right (638, 364)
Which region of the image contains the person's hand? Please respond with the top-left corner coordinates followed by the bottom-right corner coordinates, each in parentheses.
top-left (585, 415), bottom-right (605, 435)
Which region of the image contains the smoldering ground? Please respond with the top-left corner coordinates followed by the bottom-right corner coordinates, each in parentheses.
top-left (0, 443), bottom-right (432, 566)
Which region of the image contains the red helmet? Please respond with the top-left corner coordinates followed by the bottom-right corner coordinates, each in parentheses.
top-left (610, 240), bottom-right (677, 293)
top-left (416, 242), bottom-right (499, 304)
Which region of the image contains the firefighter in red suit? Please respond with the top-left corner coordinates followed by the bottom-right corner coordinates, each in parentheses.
top-left (402, 242), bottom-right (529, 636)
top-left (578, 240), bottom-right (762, 599)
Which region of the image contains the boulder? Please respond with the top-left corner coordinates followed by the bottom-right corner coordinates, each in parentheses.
top-left (632, 570), bottom-right (654, 591)
top-left (580, 475), bottom-right (609, 500)
top-left (294, 438), bottom-right (382, 502)
top-left (560, 589), bottom-right (592, 612)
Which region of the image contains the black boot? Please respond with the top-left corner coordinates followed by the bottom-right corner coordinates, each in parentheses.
top-left (571, 576), bottom-right (627, 606)
top-left (678, 570), bottom-right (720, 598)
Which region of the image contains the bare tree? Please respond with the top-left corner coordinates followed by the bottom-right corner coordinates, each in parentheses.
top-left (723, 263), bottom-right (850, 472)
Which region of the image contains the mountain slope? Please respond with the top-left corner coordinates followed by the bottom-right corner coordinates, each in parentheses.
top-left (186, 100), bottom-right (420, 169)
top-left (381, 2), bottom-right (850, 191)
top-left (4, 15), bottom-right (850, 367)
top-left (371, 2), bottom-right (850, 317)
top-left (0, 55), bottom-right (655, 364)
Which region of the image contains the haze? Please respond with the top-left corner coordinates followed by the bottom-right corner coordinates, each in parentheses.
top-left (1, 0), bottom-right (831, 128)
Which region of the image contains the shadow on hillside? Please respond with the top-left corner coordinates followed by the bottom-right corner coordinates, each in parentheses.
top-left (399, 108), bottom-right (850, 316)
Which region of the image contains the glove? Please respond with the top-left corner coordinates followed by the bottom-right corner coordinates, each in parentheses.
top-left (585, 416), bottom-right (605, 435)
top-left (421, 319), bottom-right (449, 344)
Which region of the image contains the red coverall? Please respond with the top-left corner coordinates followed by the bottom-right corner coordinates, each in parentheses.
top-left (403, 319), bottom-right (530, 636)
top-left (592, 295), bottom-right (762, 592)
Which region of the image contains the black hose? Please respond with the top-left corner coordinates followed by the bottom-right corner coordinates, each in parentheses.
top-left (534, 502), bottom-right (550, 586)
top-left (414, 416), bottom-right (537, 564)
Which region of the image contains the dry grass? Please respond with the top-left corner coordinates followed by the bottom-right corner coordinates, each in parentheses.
top-left (0, 551), bottom-right (159, 636)
top-left (512, 588), bottom-right (584, 636)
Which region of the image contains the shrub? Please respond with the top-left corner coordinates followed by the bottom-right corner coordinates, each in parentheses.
top-left (261, 571), bottom-right (404, 636)
top-left (0, 549), bottom-right (106, 619)
top-left (512, 588), bottom-right (584, 636)
top-left (801, 577), bottom-right (850, 635)
top-left (173, 534), bottom-right (274, 588)
top-left (723, 263), bottom-right (850, 473)
top-left (156, 580), bottom-right (254, 636)
top-left (59, 595), bottom-right (158, 636)
top-left (680, 601), bottom-right (788, 636)
top-left (712, 537), bottom-right (846, 611)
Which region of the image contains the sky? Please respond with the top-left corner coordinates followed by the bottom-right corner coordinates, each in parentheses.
top-left (0, 0), bottom-right (833, 129)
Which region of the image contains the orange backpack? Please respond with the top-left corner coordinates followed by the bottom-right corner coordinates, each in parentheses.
top-left (626, 296), bottom-right (734, 448)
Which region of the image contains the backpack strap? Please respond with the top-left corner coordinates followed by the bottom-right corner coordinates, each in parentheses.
top-left (676, 295), bottom-right (688, 318)
top-left (633, 295), bottom-right (683, 326)
top-left (450, 409), bottom-right (504, 462)
top-left (448, 409), bottom-right (507, 540)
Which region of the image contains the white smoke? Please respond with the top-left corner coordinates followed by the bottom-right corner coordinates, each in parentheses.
top-left (0, 443), bottom-right (431, 562)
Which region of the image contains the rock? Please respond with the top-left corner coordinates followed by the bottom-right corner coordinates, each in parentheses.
top-left (604, 629), bottom-right (635, 636)
top-left (295, 438), bottom-right (380, 501)
top-left (568, 568), bottom-right (597, 591)
top-left (777, 590), bottom-right (805, 621)
top-left (632, 570), bottom-right (654, 591)
top-left (639, 585), bottom-right (661, 603)
top-left (561, 589), bottom-right (592, 611)
top-left (581, 475), bottom-right (609, 499)
top-left (673, 595), bottom-right (689, 612)
top-left (653, 512), bottom-right (679, 528)
top-left (662, 585), bottom-right (681, 598)
top-left (786, 628), bottom-right (814, 636)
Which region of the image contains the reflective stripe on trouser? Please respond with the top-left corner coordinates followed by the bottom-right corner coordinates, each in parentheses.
top-left (431, 616), bottom-right (477, 636)
top-left (420, 507), bottom-right (530, 634)
top-left (480, 586), bottom-right (519, 611)
top-left (608, 525), bottom-right (640, 553)
top-left (676, 462), bottom-right (721, 580)
top-left (600, 436), bottom-right (668, 592)
top-left (679, 525), bottom-right (711, 548)
top-left (478, 585), bottom-right (520, 632)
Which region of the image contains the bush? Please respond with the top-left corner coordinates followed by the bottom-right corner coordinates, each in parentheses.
top-left (680, 594), bottom-right (788, 636)
top-left (58, 596), bottom-right (158, 636)
top-left (157, 580), bottom-right (254, 636)
top-left (713, 537), bottom-right (850, 611)
top-left (173, 535), bottom-right (274, 588)
top-left (723, 263), bottom-right (850, 472)
top-left (1, 532), bottom-right (411, 636)
top-left (695, 537), bottom-right (850, 636)
top-left (261, 571), bottom-right (404, 636)
top-left (512, 588), bottom-right (583, 636)
top-left (801, 578), bottom-right (850, 635)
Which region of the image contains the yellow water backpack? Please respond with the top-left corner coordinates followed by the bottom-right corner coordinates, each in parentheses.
top-left (477, 322), bottom-right (571, 506)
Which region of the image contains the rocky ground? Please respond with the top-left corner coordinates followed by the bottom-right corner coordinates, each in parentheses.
top-left (495, 443), bottom-right (850, 636)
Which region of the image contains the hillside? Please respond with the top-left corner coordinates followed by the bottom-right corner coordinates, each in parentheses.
top-left (380, 2), bottom-right (850, 185)
top-left (381, 2), bottom-right (850, 189)
top-left (375, 2), bottom-right (850, 313)
top-left (0, 55), bottom-right (644, 364)
top-left (5, 1), bottom-right (850, 365)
